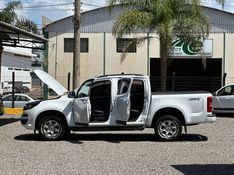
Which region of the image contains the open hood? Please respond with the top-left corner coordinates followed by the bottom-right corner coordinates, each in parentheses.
top-left (34, 70), bottom-right (68, 96)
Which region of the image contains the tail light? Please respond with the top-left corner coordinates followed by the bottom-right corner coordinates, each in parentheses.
top-left (207, 96), bottom-right (213, 113)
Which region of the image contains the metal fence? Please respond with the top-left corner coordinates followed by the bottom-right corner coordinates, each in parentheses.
top-left (150, 76), bottom-right (222, 93)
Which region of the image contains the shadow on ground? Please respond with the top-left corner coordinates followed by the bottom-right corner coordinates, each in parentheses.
top-left (172, 164), bottom-right (234, 175)
top-left (14, 133), bottom-right (208, 144)
top-left (216, 113), bottom-right (234, 118)
top-left (0, 117), bottom-right (20, 127)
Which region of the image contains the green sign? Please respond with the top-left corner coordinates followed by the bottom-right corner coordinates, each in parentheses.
top-left (169, 38), bottom-right (213, 57)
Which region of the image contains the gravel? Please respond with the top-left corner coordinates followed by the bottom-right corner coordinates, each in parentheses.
top-left (0, 115), bottom-right (234, 175)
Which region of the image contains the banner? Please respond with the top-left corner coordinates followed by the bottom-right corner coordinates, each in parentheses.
top-left (169, 39), bottom-right (213, 57)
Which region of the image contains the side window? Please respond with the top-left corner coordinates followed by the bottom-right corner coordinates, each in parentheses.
top-left (24, 97), bottom-right (30, 101)
top-left (17, 96), bottom-right (30, 101)
top-left (64, 38), bottom-right (89, 53)
top-left (131, 80), bottom-right (144, 94)
top-left (3, 95), bottom-right (12, 101)
top-left (218, 85), bottom-right (234, 96)
top-left (117, 79), bottom-right (131, 95)
top-left (76, 80), bottom-right (93, 98)
top-left (116, 38), bottom-right (137, 53)
top-left (90, 81), bottom-right (111, 98)
top-left (16, 95), bottom-right (22, 101)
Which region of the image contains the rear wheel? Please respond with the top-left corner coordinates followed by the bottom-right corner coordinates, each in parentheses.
top-left (154, 115), bottom-right (182, 141)
top-left (38, 116), bottom-right (66, 141)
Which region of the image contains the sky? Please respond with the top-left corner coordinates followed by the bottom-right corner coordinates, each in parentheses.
top-left (0, 0), bottom-right (234, 31)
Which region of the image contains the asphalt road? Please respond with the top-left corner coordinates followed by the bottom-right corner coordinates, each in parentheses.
top-left (0, 115), bottom-right (234, 175)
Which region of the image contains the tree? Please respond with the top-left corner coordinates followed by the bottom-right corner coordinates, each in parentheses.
top-left (0, 1), bottom-right (38, 33)
top-left (16, 19), bottom-right (38, 34)
top-left (0, 1), bottom-right (21, 24)
top-left (108, 0), bottom-right (210, 91)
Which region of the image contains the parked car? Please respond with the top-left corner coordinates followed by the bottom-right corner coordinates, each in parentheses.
top-left (2, 86), bottom-right (12, 94)
top-left (0, 96), bottom-right (4, 115)
top-left (213, 84), bottom-right (234, 114)
top-left (2, 94), bottom-right (35, 108)
top-left (21, 70), bottom-right (216, 141)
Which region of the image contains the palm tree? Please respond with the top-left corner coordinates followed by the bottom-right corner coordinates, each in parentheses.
top-left (108, 0), bottom-right (210, 91)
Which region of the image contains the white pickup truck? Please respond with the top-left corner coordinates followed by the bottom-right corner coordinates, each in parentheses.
top-left (21, 70), bottom-right (216, 141)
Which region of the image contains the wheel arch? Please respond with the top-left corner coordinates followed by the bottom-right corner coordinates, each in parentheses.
top-left (151, 107), bottom-right (186, 128)
top-left (35, 110), bottom-right (68, 131)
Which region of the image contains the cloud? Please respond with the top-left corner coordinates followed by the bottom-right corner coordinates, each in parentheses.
top-left (4, 0), bottom-right (107, 29)
top-left (12, 0), bottom-right (74, 28)
top-left (0, 0), bottom-right (6, 7)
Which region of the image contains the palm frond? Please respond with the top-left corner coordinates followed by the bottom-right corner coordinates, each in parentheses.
top-left (113, 9), bottom-right (152, 37)
top-left (120, 35), bottom-right (152, 62)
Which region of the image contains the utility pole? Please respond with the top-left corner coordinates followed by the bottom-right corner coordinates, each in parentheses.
top-left (73, 0), bottom-right (81, 90)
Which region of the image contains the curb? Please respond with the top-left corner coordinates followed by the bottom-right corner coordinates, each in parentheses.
top-left (4, 108), bottom-right (23, 115)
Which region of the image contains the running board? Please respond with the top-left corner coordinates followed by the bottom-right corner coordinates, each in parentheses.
top-left (70, 125), bottom-right (145, 132)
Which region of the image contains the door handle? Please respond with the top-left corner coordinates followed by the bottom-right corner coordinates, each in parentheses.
top-left (225, 98), bottom-right (230, 100)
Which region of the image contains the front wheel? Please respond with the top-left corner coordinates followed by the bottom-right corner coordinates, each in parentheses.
top-left (38, 116), bottom-right (66, 141)
top-left (154, 115), bottom-right (182, 141)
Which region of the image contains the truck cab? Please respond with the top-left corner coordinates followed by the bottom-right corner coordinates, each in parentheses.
top-left (73, 75), bottom-right (151, 127)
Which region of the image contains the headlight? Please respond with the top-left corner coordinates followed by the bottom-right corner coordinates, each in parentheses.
top-left (23, 101), bottom-right (41, 110)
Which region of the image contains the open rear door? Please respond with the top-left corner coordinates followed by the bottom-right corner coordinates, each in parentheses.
top-left (113, 78), bottom-right (133, 125)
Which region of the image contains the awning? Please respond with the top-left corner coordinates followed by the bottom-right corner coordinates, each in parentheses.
top-left (0, 20), bottom-right (48, 50)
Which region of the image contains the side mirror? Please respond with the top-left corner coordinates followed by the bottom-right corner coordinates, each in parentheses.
top-left (68, 91), bottom-right (75, 98)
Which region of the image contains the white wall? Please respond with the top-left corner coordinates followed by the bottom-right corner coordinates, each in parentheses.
top-left (1, 66), bottom-right (32, 92)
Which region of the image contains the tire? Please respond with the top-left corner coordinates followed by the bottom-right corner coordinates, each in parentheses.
top-left (154, 115), bottom-right (182, 141)
top-left (38, 116), bottom-right (66, 141)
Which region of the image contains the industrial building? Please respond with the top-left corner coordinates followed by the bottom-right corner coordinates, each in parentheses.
top-left (44, 5), bottom-right (234, 93)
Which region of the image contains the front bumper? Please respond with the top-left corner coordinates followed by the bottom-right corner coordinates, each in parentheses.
top-left (20, 111), bottom-right (34, 130)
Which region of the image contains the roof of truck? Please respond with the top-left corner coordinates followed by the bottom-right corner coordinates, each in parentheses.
top-left (97, 73), bottom-right (144, 78)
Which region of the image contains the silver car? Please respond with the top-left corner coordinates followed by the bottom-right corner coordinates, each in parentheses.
top-left (2, 94), bottom-right (35, 108)
top-left (213, 84), bottom-right (234, 114)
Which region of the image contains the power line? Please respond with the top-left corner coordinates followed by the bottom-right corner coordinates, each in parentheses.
top-left (81, 2), bottom-right (102, 7)
top-left (0, 3), bottom-right (73, 9)
top-left (15, 9), bottom-right (73, 11)
top-left (22, 3), bottom-right (73, 9)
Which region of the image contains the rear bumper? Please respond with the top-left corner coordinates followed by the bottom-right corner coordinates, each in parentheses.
top-left (205, 114), bottom-right (216, 123)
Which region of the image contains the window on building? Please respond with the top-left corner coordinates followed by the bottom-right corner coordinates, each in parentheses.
top-left (117, 38), bottom-right (137, 53)
top-left (64, 38), bottom-right (89, 53)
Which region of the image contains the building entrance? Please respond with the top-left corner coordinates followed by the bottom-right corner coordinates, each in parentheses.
top-left (150, 58), bottom-right (222, 92)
